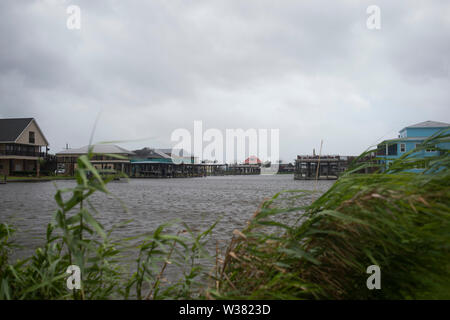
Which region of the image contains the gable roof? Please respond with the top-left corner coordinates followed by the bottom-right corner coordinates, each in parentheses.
top-left (152, 149), bottom-right (173, 158)
top-left (56, 144), bottom-right (135, 155)
top-left (244, 156), bottom-right (262, 164)
top-left (0, 118), bottom-right (34, 142)
top-left (132, 148), bottom-right (171, 159)
top-left (157, 148), bottom-right (193, 157)
top-left (132, 148), bottom-right (194, 159)
top-left (401, 120), bottom-right (450, 132)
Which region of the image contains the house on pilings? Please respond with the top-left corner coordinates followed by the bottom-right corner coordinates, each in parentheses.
top-left (0, 118), bottom-right (49, 177)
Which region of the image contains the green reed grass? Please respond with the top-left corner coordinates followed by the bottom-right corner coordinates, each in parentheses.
top-left (0, 147), bottom-right (214, 300)
top-left (210, 129), bottom-right (450, 299)
top-left (1, 130), bottom-right (449, 299)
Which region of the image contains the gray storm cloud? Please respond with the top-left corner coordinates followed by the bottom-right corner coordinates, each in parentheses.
top-left (0, 0), bottom-right (449, 161)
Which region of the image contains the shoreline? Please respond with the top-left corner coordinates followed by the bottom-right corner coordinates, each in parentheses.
top-left (2, 177), bottom-right (76, 183)
top-left (2, 173), bottom-right (295, 183)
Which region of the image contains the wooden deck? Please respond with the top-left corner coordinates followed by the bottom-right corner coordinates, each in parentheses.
top-left (294, 156), bottom-right (345, 180)
top-left (130, 163), bottom-right (260, 178)
top-left (294, 155), bottom-right (377, 180)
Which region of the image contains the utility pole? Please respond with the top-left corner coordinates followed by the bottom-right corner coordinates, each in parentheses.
top-left (314, 140), bottom-right (323, 192)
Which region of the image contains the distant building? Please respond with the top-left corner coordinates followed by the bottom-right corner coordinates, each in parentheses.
top-left (56, 144), bottom-right (135, 176)
top-left (130, 148), bottom-right (228, 177)
top-left (294, 155), bottom-right (350, 180)
top-left (244, 156), bottom-right (262, 165)
top-left (377, 120), bottom-right (450, 169)
top-left (0, 118), bottom-right (49, 177)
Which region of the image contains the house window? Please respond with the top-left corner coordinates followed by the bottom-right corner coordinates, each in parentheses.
top-left (387, 144), bottom-right (397, 156)
top-left (426, 146), bottom-right (436, 153)
top-left (29, 131), bottom-right (35, 144)
top-left (400, 143), bottom-right (406, 153)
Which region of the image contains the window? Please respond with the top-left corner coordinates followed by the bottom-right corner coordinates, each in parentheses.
top-left (400, 143), bottom-right (406, 153)
top-left (387, 144), bottom-right (397, 156)
top-left (29, 131), bottom-right (35, 144)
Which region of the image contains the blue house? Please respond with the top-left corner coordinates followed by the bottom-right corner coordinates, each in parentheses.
top-left (377, 120), bottom-right (450, 169)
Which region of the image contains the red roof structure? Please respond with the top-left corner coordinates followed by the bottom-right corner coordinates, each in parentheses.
top-left (244, 156), bottom-right (262, 165)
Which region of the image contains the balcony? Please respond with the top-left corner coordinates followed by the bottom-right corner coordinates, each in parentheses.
top-left (0, 150), bottom-right (46, 157)
top-left (376, 144), bottom-right (398, 156)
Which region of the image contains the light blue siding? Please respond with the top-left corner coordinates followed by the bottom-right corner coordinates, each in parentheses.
top-left (400, 127), bottom-right (444, 138)
top-left (378, 122), bottom-right (449, 171)
top-left (404, 127), bottom-right (445, 138)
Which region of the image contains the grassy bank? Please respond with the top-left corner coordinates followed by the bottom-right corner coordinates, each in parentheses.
top-left (4, 176), bottom-right (76, 182)
top-left (1, 131), bottom-right (449, 299)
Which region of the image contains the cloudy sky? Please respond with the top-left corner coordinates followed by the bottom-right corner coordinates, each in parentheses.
top-left (1, 0), bottom-right (449, 162)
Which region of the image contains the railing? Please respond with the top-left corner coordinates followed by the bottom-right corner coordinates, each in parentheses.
top-left (0, 150), bottom-right (46, 157)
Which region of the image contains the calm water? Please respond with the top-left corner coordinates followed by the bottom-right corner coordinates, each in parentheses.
top-left (0, 175), bottom-right (333, 263)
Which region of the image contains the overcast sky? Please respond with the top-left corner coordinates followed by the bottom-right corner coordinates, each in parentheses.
top-left (1, 0), bottom-right (449, 162)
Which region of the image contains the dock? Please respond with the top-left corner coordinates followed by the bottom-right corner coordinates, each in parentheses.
top-left (294, 156), bottom-right (346, 180)
top-left (130, 162), bottom-right (260, 178)
top-left (294, 155), bottom-right (376, 180)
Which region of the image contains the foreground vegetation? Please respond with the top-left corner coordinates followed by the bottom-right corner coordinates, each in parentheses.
top-left (1, 131), bottom-right (449, 299)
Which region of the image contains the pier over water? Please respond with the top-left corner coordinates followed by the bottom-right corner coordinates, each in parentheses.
top-left (294, 155), bottom-right (375, 180)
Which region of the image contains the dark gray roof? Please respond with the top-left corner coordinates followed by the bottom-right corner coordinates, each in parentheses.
top-left (132, 148), bottom-right (171, 159)
top-left (133, 148), bottom-right (193, 159)
top-left (0, 118), bottom-right (34, 142)
top-left (152, 149), bottom-right (173, 158)
top-left (402, 120), bottom-right (450, 130)
top-left (157, 148), bottom-right (192, 157)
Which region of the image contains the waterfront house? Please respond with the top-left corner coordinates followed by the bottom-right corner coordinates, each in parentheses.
top-left (130, 147), bottom-right (202, 177)
top-left (377, 120), bottom-right (450, 169)
top-left (56, 144), bottom-right (134, 176)
top-left (0, 118), bottom-right (49, 177)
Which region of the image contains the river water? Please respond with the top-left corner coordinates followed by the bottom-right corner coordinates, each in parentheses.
top-left (1, 175), bottom-right (333, 267)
